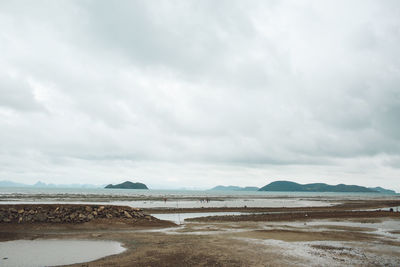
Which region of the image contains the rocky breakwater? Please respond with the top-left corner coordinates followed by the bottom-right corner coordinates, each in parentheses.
top-left (0, 204), bottom-right (157, 224)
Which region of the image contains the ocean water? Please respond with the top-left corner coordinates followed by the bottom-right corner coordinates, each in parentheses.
top-left (0, 187), bottom-right (397, 208)
top-left (151, 212), bottom-right (245, 224)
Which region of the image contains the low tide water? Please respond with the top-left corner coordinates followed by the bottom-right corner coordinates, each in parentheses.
top-left (1, 187), bottom-right (391, 209)
top-left (0, 198), bottom-right (338, 208)
top-left (0, 239), bottom-right (125, 267)
top-left (1, 187), bottom-right (394, 198)
top-left (152, 212), bottom-right (245, 224)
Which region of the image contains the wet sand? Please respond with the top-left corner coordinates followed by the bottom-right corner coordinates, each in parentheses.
top-left (1, 199), bottom-right (400, 266)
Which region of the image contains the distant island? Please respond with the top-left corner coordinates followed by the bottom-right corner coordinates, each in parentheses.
top-left (105, 181), bottom-right (148, 190)
top-left (0, 180), bottom-right (102, 189)
top-left (258, 181), bottom-right (395, 193)
top-left (210, 185), bottom-right (259, 191)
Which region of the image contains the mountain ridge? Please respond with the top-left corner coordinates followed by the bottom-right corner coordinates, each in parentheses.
top-left (258, 181), bottom-right (392, 193)
top-left (0, 180), bottom-right (102, 188)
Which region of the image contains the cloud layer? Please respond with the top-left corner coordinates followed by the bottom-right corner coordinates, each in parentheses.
top-left (1, 0), bottom-right (400, 190)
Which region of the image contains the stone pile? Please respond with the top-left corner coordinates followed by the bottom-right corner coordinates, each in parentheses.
top-left (0, 205), bottom-right (153, 224)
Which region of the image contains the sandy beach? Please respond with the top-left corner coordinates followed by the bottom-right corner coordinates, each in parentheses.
top-left (1, 197), bottom-right (400, 266)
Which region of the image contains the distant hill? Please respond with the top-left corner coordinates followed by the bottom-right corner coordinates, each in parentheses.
top-left (369, 186), bottom-right (396, 194)
top-left (105, 181), bottom-right (148, 189)
top-left (0, 180), bottom-right (29, 187)
top-left (258, 181), bottom-right (381, 193)
top-left (210, 185), bottom-right (259, 191)
top-left (32, 181), bottom-right (101, 189)
top-left (0, 180), bottom-right (102, 188)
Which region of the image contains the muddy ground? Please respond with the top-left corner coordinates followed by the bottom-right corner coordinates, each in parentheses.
top-left (1, 199), bottom-right (400, 266)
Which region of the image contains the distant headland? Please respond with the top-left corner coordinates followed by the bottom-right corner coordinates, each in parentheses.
top-left (105, 181), bottom-right (148, 190)
top-left (258, 181), bottom-right (395, 193)
top-left (207, 181), bottom-right (396, 194)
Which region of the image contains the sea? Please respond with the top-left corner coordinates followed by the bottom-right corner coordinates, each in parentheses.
top-left (1, 187), bottom-right (397, 197)
top-left (0, 187), bottom-right (397, 209)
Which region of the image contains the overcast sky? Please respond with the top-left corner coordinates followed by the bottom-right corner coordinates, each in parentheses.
top-left (1, 0), bottom-right (400, 190)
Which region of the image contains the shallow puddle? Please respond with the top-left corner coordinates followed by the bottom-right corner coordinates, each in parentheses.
top-left (381, 206), bottom-right (400, 212)
top-left (0, 239), bottom-right (125, 267)
top-left (151, 212), bottom-right (244, 224)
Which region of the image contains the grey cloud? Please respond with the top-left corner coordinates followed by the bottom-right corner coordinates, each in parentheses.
top-left (1, 0), bottom-right (400, 190)
top-left (0, 74), bottom-right (44, 112)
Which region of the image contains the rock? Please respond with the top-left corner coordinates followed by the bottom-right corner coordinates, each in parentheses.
top-left (1, 205), bottom-right (149, 224)
top-left (35, 213), bottom-right (47, 222)
top-left (124, 211), bottom-right (132, 218)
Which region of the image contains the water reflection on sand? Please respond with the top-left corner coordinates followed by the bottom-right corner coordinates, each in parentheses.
top-left (152, 211), bottom-right (245, 224)
top-left (0, 239), bottom-right (125, 267)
